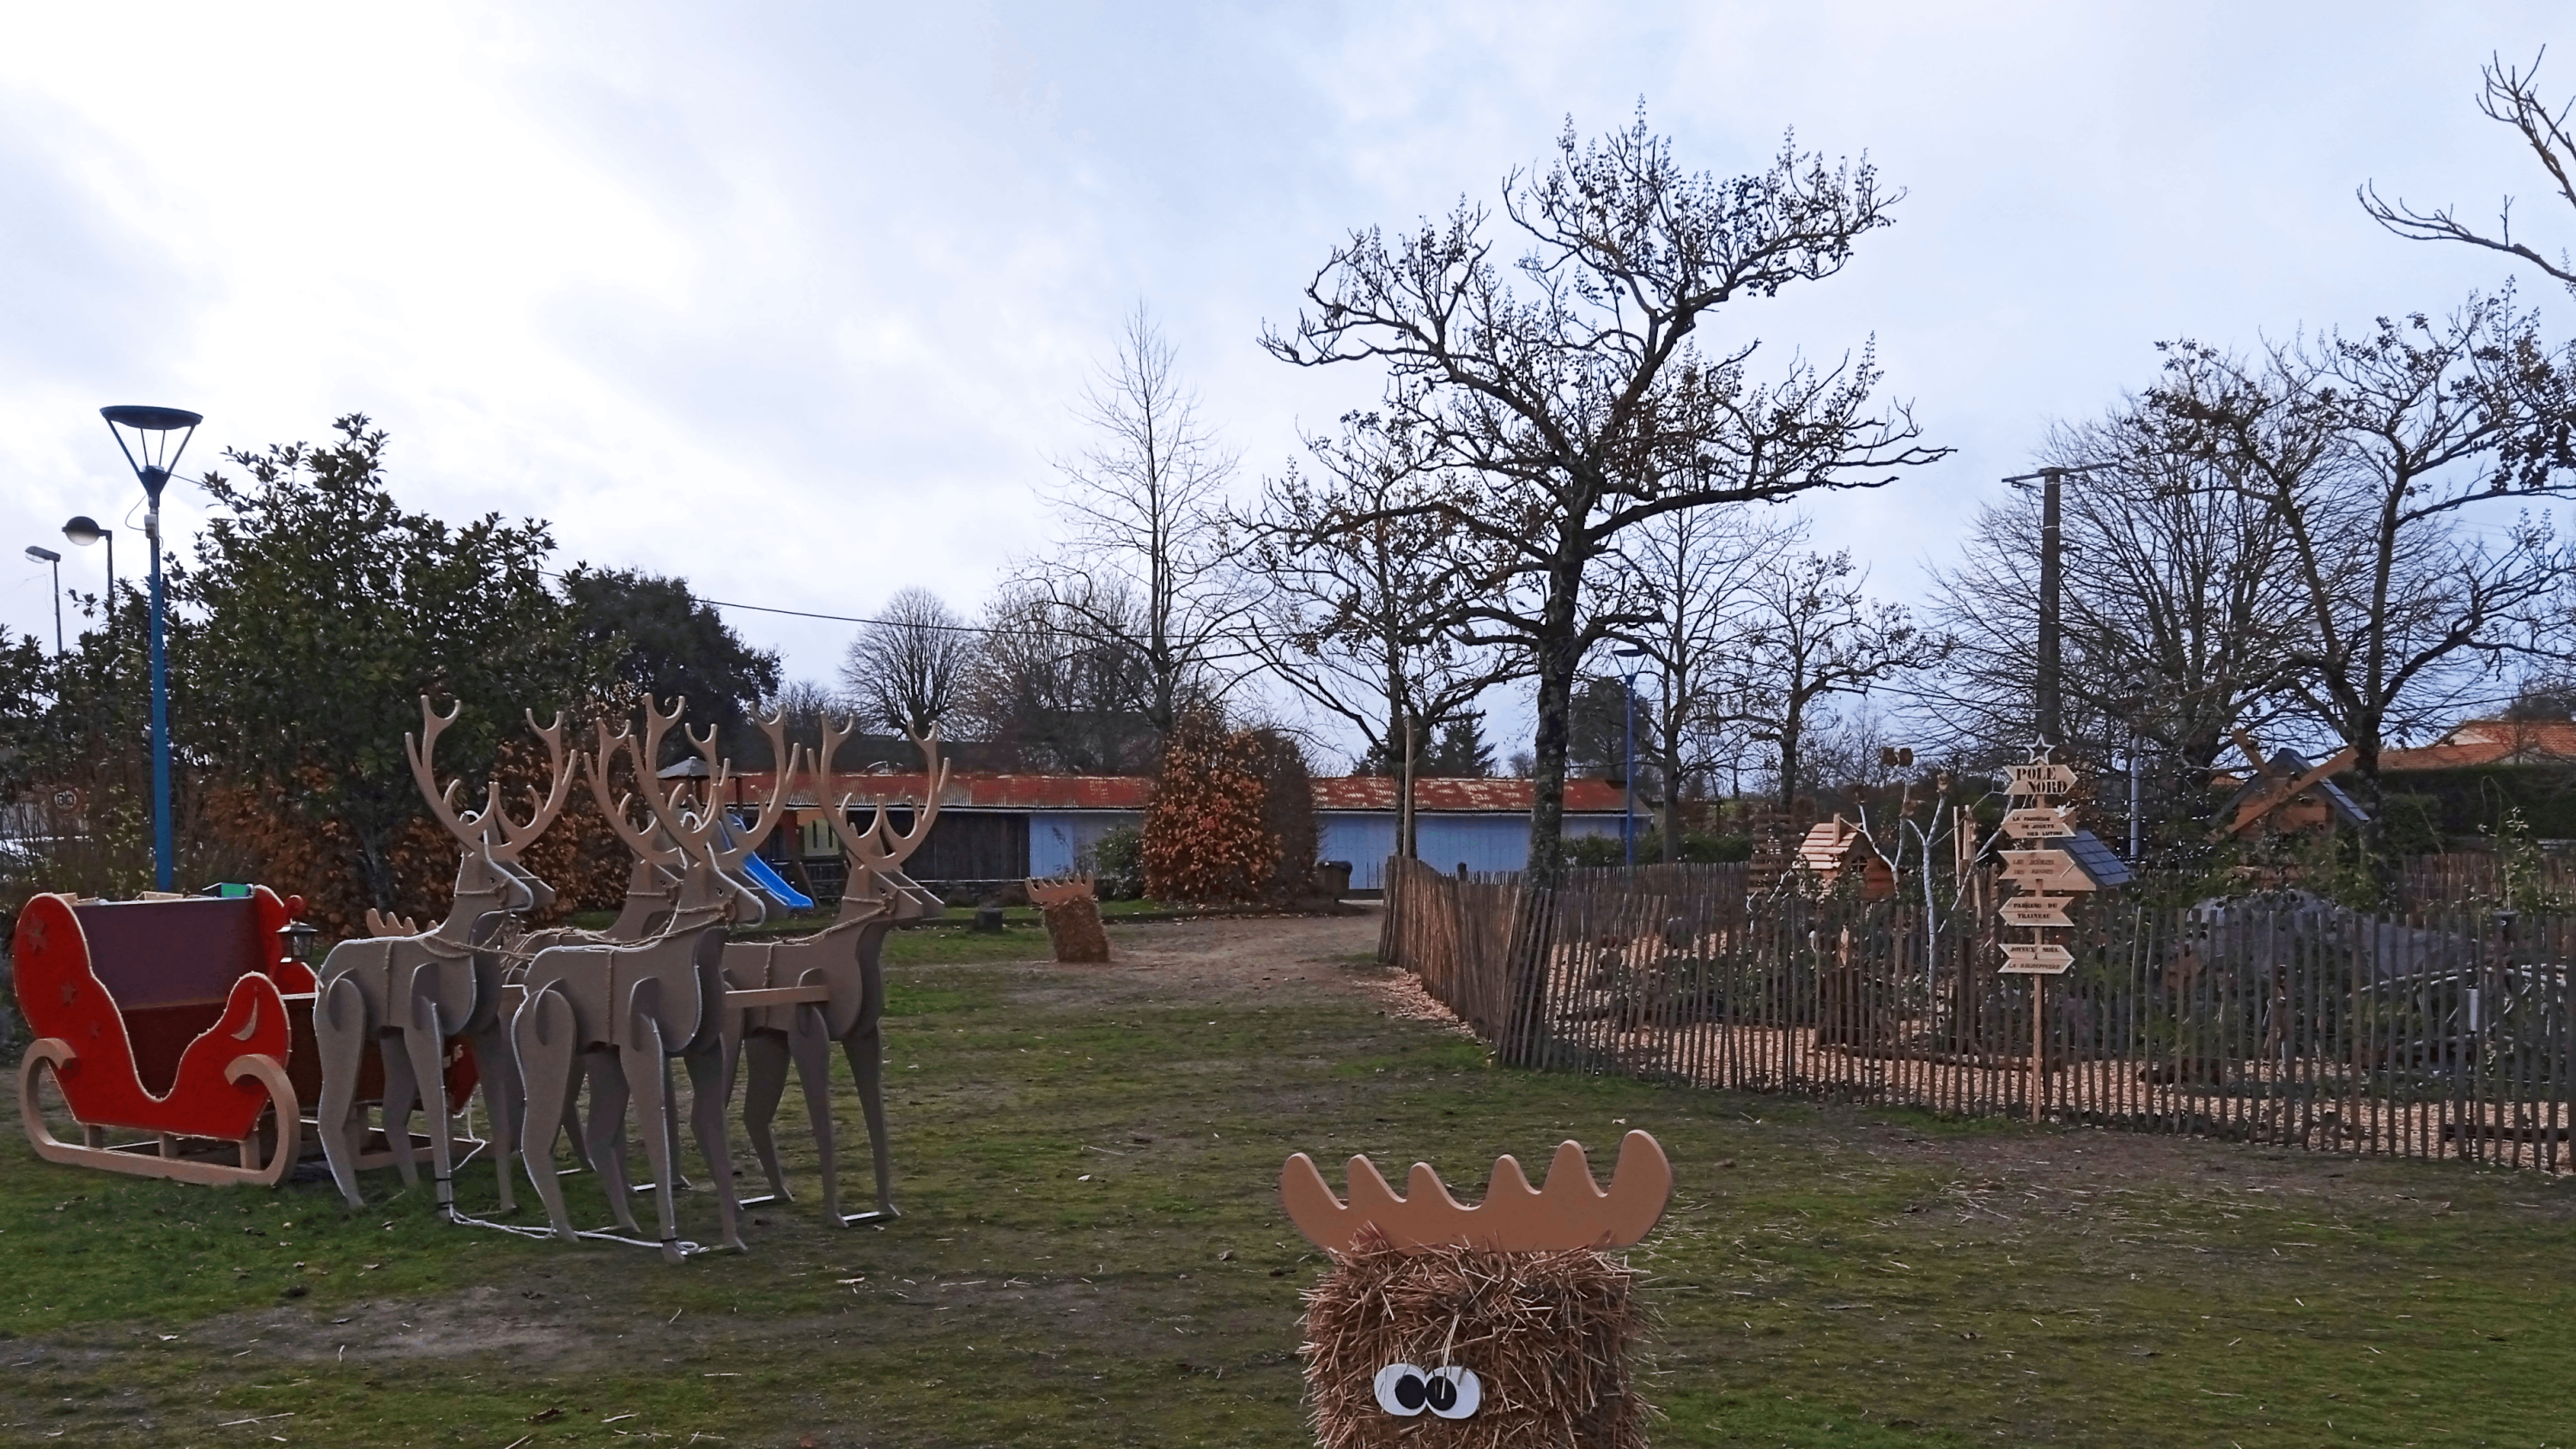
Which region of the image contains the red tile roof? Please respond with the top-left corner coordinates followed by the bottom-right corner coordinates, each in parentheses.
top-left (2376, 719), bottom-right (2576, 771)
top-left (724, 772), bottom-right (1625, 814)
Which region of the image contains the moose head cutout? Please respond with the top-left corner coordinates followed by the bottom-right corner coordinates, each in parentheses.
top-left (1281, 1131), bottom-right (1673, 1449)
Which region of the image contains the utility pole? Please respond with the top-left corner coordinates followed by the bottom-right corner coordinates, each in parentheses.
top-left (2002, 464), bottom-right (2111, 751)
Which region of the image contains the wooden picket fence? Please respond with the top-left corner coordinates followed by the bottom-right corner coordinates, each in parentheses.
top-left (1381, 856), bottom-right (2576, 1173)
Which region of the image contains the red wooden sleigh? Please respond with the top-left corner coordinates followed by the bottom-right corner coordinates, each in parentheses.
top-left (15, 889), bottom-right (313, 1185)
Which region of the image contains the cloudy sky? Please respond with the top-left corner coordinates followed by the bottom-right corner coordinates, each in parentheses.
top-left (3, 3), bottom-right (2569, 758)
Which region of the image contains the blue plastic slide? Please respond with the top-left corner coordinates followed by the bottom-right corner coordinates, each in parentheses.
top-left (726, 813), bottom-right (816, 910)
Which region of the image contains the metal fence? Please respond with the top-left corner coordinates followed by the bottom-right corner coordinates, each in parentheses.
top-left (1381, 856), bottom-right (2576, 1172)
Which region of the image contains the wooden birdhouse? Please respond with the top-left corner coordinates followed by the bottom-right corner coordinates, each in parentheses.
top-left (1795, 815), bottom-right (1894, 900)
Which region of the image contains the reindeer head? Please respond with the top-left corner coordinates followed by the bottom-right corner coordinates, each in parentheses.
top-left (410, 697), bottom-right (576, 917)
top-left (1283, 1131), bottom-right (1670, 1447)
top-left (816, 718), bottom-right (948, 923)
top-left (617, 695), bottom-right (786, 928)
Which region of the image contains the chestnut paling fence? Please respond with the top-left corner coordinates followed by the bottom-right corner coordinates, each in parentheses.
top-left (1380, 856), bottom-right (2576, 1173)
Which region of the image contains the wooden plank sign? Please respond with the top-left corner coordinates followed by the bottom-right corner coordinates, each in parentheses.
top-left (1999, 894), bottom-right (2074, 928)
top-left (2000, 806), bottom-right (2074, 840)
top-left (2005, 762), bottom-right (2078, 797)
top-left (1999, 849), bottom-right (2095, 894)
top-left (1999, 942), bottom-right (2075, 974)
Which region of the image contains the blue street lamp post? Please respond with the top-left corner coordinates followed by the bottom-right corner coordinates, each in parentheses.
top-left (100, 405), bottom-right (202, 892)
top-left (1613, 646), bottom-right (1648, 871)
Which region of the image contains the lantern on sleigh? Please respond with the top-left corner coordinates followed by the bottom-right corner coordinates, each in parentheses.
top-left (1281, 1130), bottom-right (1674, 1449)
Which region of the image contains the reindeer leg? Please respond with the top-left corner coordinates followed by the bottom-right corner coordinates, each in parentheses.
top-left (787, 1002), bottom-right (837, 1222)
top-left (467, 1020), bottom-right (522, 1214)
top-left (683, 1040), bottom-right (744, 1252)
top-left (314, 976), bottom-right (374, 1209)
top-left (618, 983), bottom-right (684, 1264)
top-left (378, 1029), bottom-right (422, 1189)
top-left (558, 1052), bottom-right (597, 1173)
top-left (510, 985), bottom-right (581, 1244)
top-left (403, 966), bottom-right (459, 1216)
top-left (742, 1030), bottom-right (793, 1204)
top-left (839, 1015), bottom-right (896, 1222)
top-left (662, 1060), bottom-right (692, 1191)
top-left (585, 1048), bottom-right (641, 1235)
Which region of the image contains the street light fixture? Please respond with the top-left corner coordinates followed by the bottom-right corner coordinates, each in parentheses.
top-left (100, 403), bottom-right (203, 892)
top-left (62, 515), bottom-right (116, 626)
top-left (1613, 645), bottom-right (1649, 871)
top-left (24, 545), bottom-right (63, 653)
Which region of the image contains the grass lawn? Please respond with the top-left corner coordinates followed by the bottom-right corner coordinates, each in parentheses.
top-left (3, 912), bottom-right (2573, 1446)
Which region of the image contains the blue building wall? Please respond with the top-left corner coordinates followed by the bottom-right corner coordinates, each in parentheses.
top-left (1319, 812), bottom-right (1628, 889)
top-left (1029, 810), bottom-right (1145, 877)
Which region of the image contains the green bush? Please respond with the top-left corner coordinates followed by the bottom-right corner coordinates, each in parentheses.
top-left (1081, 824), bottom-right (1145, 900)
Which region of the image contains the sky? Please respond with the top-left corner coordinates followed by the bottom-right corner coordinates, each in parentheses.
top-left (3, 3), bottom-right (2570, 763)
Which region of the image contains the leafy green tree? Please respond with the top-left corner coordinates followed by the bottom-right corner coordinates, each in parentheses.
top-left (562, 566), bottom-right (781, 761)
top-left (177, 415), bottom-right (598, 912)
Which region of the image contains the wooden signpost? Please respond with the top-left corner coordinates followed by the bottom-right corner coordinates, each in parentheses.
top-left (1995, 749), bottom-right (2098, 1119)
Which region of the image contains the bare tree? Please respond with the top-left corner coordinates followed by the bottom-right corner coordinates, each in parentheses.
top-left (1923, 360), bottom-right (2312, 816)
top-left (840, 585), bottom-right (974, 737)
top-left (1014, 304), bottom-right (1251, 749)
top-left (2152, 295), bottom-right (2576, 837)
top-left (2361, 52), bottom-right (2576, 293)
top-left (1264, 109), bottom-right (1946, 884)
top-left (1735, 549), bottom-right (1947, 814)
top-left (1241, 413), bottom-right (1521, 855)
top-left (1607, 504), bottom-right (1806, 858)
top-left (956, 584), bottom-right (1156, 773)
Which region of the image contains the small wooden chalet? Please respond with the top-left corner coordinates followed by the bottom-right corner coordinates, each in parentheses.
top-left (1795, 816), bottom-right (1895, 900)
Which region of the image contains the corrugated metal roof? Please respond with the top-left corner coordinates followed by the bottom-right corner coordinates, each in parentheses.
top-left (1309, 776), bottom-right (1630, 814)
top-left (726, 772), bottom-right (1627, 815)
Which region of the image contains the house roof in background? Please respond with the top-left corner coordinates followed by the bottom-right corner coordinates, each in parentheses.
top-left (718, 772), bottom-right (1623, 815)
top-left (1309, 776), bottom-right (1629, 814)
top-left (2378, 718), bottom-right (2576, 771)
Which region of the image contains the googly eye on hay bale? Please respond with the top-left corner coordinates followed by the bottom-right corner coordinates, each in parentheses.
top-left (1281, 1131), bottom-right (1672, 1449)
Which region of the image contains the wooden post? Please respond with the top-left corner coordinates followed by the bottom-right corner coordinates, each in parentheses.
top-left (2030, 973), bottom-right (2045, 1120)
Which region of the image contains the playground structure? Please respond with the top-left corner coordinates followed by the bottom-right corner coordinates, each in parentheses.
top-left (9, 694), bottom-right (949, 1262)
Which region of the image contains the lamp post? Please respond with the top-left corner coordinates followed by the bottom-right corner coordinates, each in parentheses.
top-left (1613, 645), bottom-right (1647, 871)
top-left (100, 404), bottom-right (202, 892)
top-left (2000, 463), bottom-right (2111, 750)
top-left (62, 516), bottom-right (116, 630)
top-left (24, 546), bottom-right (63, 653)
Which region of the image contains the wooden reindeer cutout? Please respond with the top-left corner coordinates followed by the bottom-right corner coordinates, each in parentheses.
top-left (511, 696), bottom-right (765, 1260)
top-left (720, 717), bottom-right (946, 1227)
top-left (314, 700), bottom-right (574, 1215)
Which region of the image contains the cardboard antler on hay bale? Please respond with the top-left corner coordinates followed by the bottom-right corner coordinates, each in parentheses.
top-left (1027, 874), bottom-right (1109, 963)
top-left (1282, 1131), bottom-right (1672, 1449)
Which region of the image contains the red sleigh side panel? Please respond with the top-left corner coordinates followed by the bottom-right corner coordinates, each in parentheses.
top-left (14, 894), bottom-right (290, 1141)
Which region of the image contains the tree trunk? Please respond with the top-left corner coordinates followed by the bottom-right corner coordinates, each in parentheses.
top-left (1775, 708), bottom-right (1804, 819)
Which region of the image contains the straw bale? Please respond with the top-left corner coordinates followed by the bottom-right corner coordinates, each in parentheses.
top-left (1299, 1228), bottom-right (1650, 1449)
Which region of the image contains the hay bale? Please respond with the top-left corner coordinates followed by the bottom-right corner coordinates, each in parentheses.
top-left (1300, 1229), bottom-right (1649, 1449)
top-left (1040, 895), bottom-right (1109, 962)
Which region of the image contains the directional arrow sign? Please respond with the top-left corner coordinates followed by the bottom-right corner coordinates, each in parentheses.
top-left (1999, 943), bottom-right (2075, 974)
top-left (2001, 806), bottom-right (2075, 840)
top-left (2005, 762), bottom-right (2079, 797)
top-left (2000, 849), bottom-right (2097, 893)
top-left (1999, 894), bottom-right (2075, 928)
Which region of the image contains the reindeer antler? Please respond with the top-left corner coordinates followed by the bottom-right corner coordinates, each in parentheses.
top-left (487, 710), bottom-right (576, 860)
top-left (586, 718), bottom-right (685, 869)
top-left (708, 706), bottom-right (805, 871)
top-left (1279, 1130), bottom-right (1672, 1254)
top-left (829, 727), bottom-right (950, 880)
top-left (409, 697), bottom-right (489, 849)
